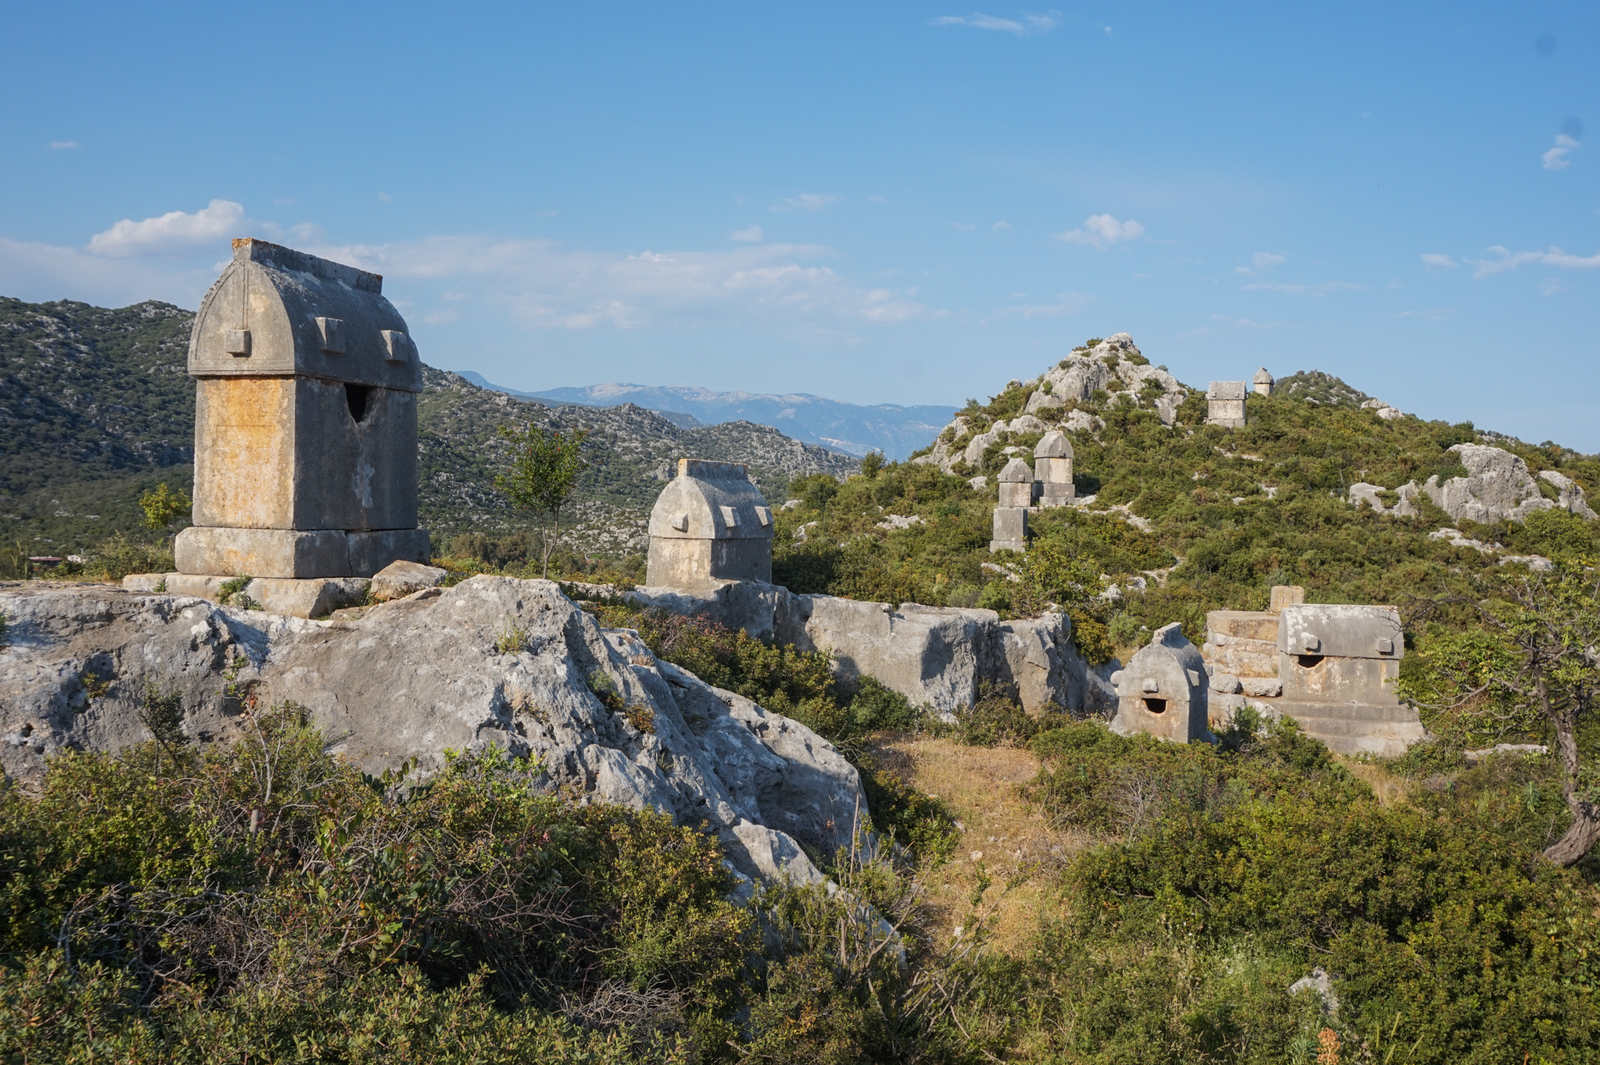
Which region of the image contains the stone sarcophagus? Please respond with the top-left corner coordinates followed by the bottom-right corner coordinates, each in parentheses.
top-left (1110, 623), bottom-right (1214, 744)
top-left (1206, 381), bottom-right (1248, 428)
top-left (1033, 431), bottom-right (1075, 507)
top-left (646, 459), bottom-right (774, 587)
top-left (175, 239), bottom-right (430, 579)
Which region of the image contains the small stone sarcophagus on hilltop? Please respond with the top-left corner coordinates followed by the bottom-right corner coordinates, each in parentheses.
top-left (175, 239), bottom-right (430, 579)
top-left (1110, 623), bottom-right (1214, 743)
top-left (646, 460), bottom-right (774, 586)
top-left (1206, 381), bottom-right (1248, 428)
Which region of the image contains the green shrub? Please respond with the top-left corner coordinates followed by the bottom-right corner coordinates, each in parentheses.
top-left (0, 709), bottom-right (751, 1060)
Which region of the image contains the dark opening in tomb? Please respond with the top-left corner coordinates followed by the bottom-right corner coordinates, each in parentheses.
top-left (1296, 654), bottom-right (1325, 669)
top-left (345, 383), bottom-right (371, 423)
top-left (1143, 698), bottom-right (1167, 715)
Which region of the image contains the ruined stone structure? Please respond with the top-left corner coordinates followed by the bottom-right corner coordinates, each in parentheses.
top-left (1203, 591), bottom-right (1426, 756)
top-left (1110, 623), bottom-right (1214, 744)
top-left (1033, 431), bottom-right (1075, 507)
top-left (1253, 367), bottom-right (1274, 396)
top-left (175, 239), bottom-right (430, 581)
top-left (646, 459), bottom-right (774, 587)
top-left (990, 457), bottom-right (1032, 552)
top-left (1206, 381), bottom-right (1248, 427)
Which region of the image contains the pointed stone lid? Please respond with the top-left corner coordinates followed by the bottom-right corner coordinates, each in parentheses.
top-left (1034, 430), bottom-right (1073, 459)
top-left (1253, 367), bottom-right (1274, 384)
top-left (998, 457), bottom-right (1034, 482)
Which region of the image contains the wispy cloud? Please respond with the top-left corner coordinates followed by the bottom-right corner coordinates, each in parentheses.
top-left (1541, 278), bottom-right (1567, 296)
top-left (1543, 133), bottom-right (1579, 170)
top-left (1055, 214), bottom-right (1144, 248)
top-left (730, 225), bottom-right (764, 243)
top-left (1183, 314), bottom-right (1287, 337)
top-left (1467, 245), bottom-right (1600, 278)
top-left (48, 140), bottom-right (80, 150)
top-left (316, 235), bottom-right (930, 331)
top-left (1394, 308), bottom-right (1453, 321)
top-left (771, 193), bottom-right (840, 213)
top-left (992, 221), bottom-right (1012, 230)
top-left (1234, 251), bottom-right (1286, 277)
top-left (995, 291), bottom-right (1091, 318)
top-left (87, 199), bottom-right (246, 257)
top-left (1420, 253), bottom-right (1458, 269)
top-left (929, 11), bottom-right (1061, 35)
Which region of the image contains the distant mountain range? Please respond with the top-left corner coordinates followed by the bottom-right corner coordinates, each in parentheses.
top-left (455, 374), bottom-right (957, 460)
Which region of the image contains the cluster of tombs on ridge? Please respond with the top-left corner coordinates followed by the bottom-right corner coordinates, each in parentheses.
top-left (122, 239), bottom-right (1432, 757)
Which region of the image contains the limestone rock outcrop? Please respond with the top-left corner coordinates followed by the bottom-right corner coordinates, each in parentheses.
top-left (627, 580), bottom-right (1117, 717)
top-left (912, 333), bottom-right (1185, 476)
top-left (1347, 445), bottom-right (1595, 525)
top-left (0, 577), bottom-right (864, 888)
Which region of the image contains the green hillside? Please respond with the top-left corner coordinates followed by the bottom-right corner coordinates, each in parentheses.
top-left (772, 340), bottom-right (1600, 660)
top-left (0, 297), bottom-right (857, 559)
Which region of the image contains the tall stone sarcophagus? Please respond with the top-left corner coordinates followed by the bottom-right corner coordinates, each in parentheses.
top-left (646, 459), bottom-right (773, 587)
top-left (175, 239), bottom-right (430, 579)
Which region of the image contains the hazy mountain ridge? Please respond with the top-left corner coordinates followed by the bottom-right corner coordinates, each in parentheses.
top-left (0, 297), bottom-right (858, 555)
top-left (459, 373), bottom-right (958, 460)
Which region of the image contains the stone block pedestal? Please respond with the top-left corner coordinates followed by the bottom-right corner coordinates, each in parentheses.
top-left (175, 527), bottom-right (430, 579)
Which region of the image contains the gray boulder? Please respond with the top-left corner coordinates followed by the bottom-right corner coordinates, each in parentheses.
top-left (370, 560), bottom-right (448, 601)
top-left (0, 577), bottom-right (865, 887)
top-left (628, 580), bottom-right (1109, 717)
top-left (1424, 444), bottom-right (1559, 524)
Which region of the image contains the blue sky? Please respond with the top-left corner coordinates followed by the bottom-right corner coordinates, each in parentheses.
top-left (3, 2), bottom-right (1596, 447)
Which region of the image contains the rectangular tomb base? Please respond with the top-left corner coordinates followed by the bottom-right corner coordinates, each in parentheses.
top-left (123, 572), bottom-right (370, 619)
top-left (175, 526), bottom-right (430, 579)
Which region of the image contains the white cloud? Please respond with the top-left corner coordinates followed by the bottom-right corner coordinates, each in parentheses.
top-left (313, 235), bottom-right (929, 332)
top-left (1252, 251), bottom-right (1286, 269)
top-left (731, 225), bottom-right (764, 243)
top-left (993, 221), bottom-right (1012, 230)
top-left (48, 140), bottom-right (79, 150)
top-left (1467, 245), bottom-right (1600, 278)
top-left (1541, 278), bottom-right (1567, 296)
top-left (1055, 214), bottom-right (1145, 248)
top-left (0, 236), bottom-right (213, 307)
top-left (995, 291), bottom-right (1091, 318)
top-left (1420, 253), bottom-right (1458, 268)
top-left (771, 193), bottom-right (840, 213)
top-left (1543, 133), bottom-right (1579, 170)
top-left (377, 192), bottom-right (392, 203)
top-left (1394, 308), bottom-right (1453, 321)
top-left (86, 199), bottom-right (246, 257)
top-left (930, 12), bottom-right (1060, 35)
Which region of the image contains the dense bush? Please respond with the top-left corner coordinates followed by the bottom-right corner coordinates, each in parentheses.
top-left (0, 707), bottom-right (755, 1061)
top-left (1006, 718), bottom-right (1600, 1063)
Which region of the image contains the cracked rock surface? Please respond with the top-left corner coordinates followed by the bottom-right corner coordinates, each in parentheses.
top-left (0, 575), bottom-right (864, 887)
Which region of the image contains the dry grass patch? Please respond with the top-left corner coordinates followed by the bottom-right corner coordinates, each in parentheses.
top-left (870, 735), bottom-right (1086, 957)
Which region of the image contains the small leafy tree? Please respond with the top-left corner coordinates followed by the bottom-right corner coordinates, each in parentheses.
top-left (139, 483), bottom-right (191, 532)
top-left (859, 451), bottom-right (885, 478)
top-left (1403, 557), bottom-right (1600, 865)
top-left (494, 423), bottom-right (587, 579)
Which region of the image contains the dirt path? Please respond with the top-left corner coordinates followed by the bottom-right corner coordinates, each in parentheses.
top-left (871, 736), bottom-right (1087, 956)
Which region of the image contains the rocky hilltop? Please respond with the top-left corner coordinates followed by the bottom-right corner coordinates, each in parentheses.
top-left (0, 296), bottom-right (857, 555)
